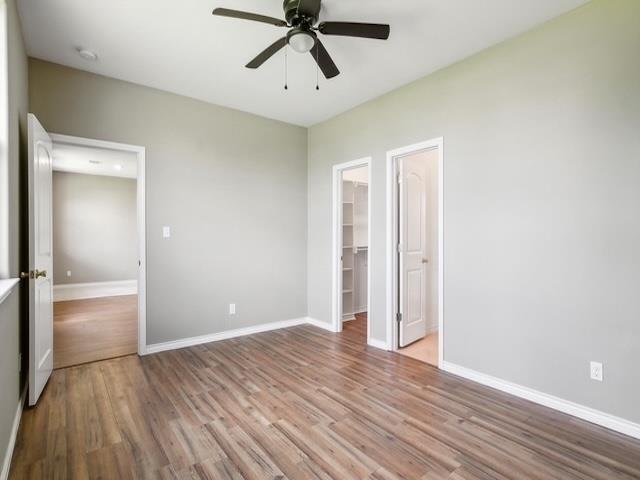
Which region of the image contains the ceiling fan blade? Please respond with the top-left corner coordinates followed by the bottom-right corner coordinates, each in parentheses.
top-left (246, 37), bottom-right (287, 69)
top-left (318, 22), bottom-right (390, 40)
top-left (212, 8), bottom-right (287, 27)
top-left (310, 39), bottom-right (339, 79)
top-left (297, 0), bottom-right (321, 18)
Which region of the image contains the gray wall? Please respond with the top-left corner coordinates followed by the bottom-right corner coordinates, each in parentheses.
top-left (307, 0), bottom-right (640, 423)
top-left (30, 59), bottom-right (308, 344)
top-left (0, 0), bottom-right (28, 470)
top-left (52, 171), bottom-right (137, 285)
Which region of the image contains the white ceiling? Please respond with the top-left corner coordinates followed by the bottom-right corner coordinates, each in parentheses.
top-left (52, 143), bottom-right (137, 179)
top-left (18, 0), bottom-right (587, 127)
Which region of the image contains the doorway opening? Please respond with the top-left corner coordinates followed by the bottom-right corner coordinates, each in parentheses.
top-left (332, 158), bottom-right (371, 345)
top-left (387, 138), bottom-right (443, 367)
top-left (26, 115), bottom-right (146, 405)
top-left (50, 134), bottom-right (146, 369)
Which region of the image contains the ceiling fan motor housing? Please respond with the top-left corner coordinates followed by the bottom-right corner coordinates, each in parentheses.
top-left (283, 0), bottom-right (319, 26)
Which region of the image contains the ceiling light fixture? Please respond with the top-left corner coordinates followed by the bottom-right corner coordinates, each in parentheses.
top-left (76, 48), bottom-right (98, 61)
top-left (287, 28), bottom-right (316, 54)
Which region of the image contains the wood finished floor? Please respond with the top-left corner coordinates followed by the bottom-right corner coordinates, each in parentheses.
top-left (53, 295), bottom-right (138, 369)
top-left (10, 320), bottom-right (640, 479)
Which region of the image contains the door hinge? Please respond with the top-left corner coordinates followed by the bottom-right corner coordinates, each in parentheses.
top-left (396, 243), bottom-right (402, 253)
top-left (396, 312), bottom-right (402, 323)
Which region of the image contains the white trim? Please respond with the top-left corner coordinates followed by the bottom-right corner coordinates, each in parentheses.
top-left (0, 386), bottom-right (26, 480)
top-left (49, 134), bottom-right (147, 355)
top-left (331, 157), bottom-right (372, 344)
top-left (0, 3), bottom-right (8, 280)
top-left (146, 317), bottom-right (310, 355)
top-left (386, 138), bottom-right (444, 367)
top-left (52, 280), bottom-right (137, 302)
top-left (306, 317), bottom-right (338, 332)
top-left (441, 361), bottom-right (640, 440)
top-left (0, 278), bottom-right (19, 305)
top-left (367, 338), bottom-right (390, 351)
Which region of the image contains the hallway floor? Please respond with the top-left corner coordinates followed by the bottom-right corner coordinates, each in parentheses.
top-left (53, 295), bottom-right (138, 369)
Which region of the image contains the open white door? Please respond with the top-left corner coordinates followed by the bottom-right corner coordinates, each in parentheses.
top-left (27, 114), bottom-right (54, 406)
top-left (398, 154), bottom-right (428, 347)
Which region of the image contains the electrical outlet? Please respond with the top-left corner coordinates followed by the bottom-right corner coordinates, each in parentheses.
top-left (590, 361), bottom-right (603, 382)
top-left (229, 303), bottom-right (236, 315)
top-left (162, 226), bottom-right (171, 238)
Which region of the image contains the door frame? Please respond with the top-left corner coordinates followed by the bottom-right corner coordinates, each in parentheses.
top-left (331, 157), bottom-right (372, 344)
top-left (49, 133), bottom-right (148, 355)
top-left (386, 138), bottom-right (444, 366)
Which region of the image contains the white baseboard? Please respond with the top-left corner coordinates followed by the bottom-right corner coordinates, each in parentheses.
top-left (1, 387), bottom-right (26, 480)
top-left (367, 338), bottom-right (389, 351)
top-left (306, 317), bottom-right (338, 332)
top-left (425, 324), bottom-right (439, 335)
top-left (53, 280), bottom-right (137, 302)
top-left (441, 361), bottom-right (640, 440)
top-left (145, 317), bottom-right (310, 355)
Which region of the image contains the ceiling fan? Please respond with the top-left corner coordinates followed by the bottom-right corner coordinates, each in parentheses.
top-left (212, 0), bottom-right (390, 80)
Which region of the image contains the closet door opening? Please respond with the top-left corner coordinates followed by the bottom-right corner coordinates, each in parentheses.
top-left (332, 159), bottom-right (371, 346)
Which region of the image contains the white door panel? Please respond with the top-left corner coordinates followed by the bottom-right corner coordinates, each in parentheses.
top-left (28, 114), bottom-right (54, 406)
top-left (399, 155), bottom-right (428, 347)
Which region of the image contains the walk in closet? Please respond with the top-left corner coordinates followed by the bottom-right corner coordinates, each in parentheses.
top-left (342, 175), bottom-right (368, 321)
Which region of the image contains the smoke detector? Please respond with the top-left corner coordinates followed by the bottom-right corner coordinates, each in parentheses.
top-left (76, 48), bottom-right (98, 61)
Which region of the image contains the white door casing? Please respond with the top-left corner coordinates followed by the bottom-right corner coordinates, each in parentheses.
top-left (27, 114), bottom-right (54, 406)
top-left (399, 154), bottom-right (428, 347)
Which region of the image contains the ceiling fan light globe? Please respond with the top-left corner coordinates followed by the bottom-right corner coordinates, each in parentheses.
top-left (288, 32), bottom-right (315, 53)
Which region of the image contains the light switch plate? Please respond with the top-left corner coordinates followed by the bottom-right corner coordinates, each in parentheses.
top-left (590, 361), bottom-right (603, 382)
top-left (229, 303), bottom-right (236, 315)
top-left (163, 226), bottom-right (171, 238)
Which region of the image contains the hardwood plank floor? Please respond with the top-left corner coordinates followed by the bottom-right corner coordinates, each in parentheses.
top-left (53, 295), bottom-right (138, 369)
top-left (10, 321), bottom-right (640, 479)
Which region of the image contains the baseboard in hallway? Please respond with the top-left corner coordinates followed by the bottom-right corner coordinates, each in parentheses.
top-left (53, 280), bottom-right (137, 302)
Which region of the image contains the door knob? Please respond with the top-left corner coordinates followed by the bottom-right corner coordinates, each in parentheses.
top-left (35, 269), bottom-right (47, 279)
top-left (20, 271), bottom-right (33, 279)
top-left (422, 258), bottom-right (429, 264)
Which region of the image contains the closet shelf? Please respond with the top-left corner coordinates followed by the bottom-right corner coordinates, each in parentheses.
top-left (341, 179), bottom-right (368, 325)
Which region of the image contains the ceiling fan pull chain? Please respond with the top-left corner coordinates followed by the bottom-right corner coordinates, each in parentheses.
top-left (315, 42), bottom-right (320, 91)
top-left (284, 44), bottom-right (289, 90)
